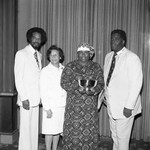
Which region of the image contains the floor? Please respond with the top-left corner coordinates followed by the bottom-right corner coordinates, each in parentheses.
top-left (0, 136), bottom-right (150, 150)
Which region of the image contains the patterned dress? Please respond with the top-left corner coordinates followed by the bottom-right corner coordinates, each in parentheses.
top-left (61, 60), bottom-right (104, 150)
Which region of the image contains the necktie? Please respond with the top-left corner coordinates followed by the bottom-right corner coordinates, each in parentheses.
top-left (106, 52), bottom-right (117, 86)
top-left (34, 51), bottom-right (40, 68)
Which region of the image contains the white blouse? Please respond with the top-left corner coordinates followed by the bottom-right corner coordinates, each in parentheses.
top-left (40, 63), bottom-right (66, 110)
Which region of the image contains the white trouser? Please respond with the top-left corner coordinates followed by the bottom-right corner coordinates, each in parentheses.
top-left (109, 116), bottom-right (134, 150)
top-left (18, 106), bottom-right (39, 150)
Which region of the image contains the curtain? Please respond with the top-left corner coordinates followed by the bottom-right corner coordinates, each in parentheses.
top-left (18, 0), bottom-right (150, 141)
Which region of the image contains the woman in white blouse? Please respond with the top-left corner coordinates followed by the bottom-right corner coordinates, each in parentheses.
top-left (40, 45), bottom-right (66, 150)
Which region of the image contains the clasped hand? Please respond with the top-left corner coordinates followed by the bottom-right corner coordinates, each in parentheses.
top-left (123, 107), bottom-right (132, 118)
top-left (46, 109), bottom-right (53, 118)
top-left (22, 99), bottom-right (30, 110)
top-left (79, 86), bottom-right (95, 95)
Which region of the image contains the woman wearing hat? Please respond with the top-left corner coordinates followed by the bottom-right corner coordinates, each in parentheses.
top-left (61, 43), bottom-right (104, 149)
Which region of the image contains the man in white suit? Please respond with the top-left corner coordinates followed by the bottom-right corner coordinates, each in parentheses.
top-left (104, 29), bottom-right (143, 150)
top-left (14, 27), bottom-right (47, 150)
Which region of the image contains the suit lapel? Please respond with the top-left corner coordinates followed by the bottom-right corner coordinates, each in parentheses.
top-left (105, 52), bottom-right (114, 82)
top-left (25, 46), bottom-right (41, 70)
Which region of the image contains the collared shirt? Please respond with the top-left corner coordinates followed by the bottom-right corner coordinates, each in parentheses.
top-left (115, 47), bottom-right (125, 62)
top-left (28, 44), bottom-right (41, 69)
top-left (28, 44), bottom-right (36, 54)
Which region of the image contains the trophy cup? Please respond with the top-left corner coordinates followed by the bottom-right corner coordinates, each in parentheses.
top-left (87, 79), bottom-right (97, 88)
top-left (78, 79), bottom-right (88, 93)
top-left (86, 79), bottom-right (97, 95)
top-left (78, 79), bottom-right (87, 87)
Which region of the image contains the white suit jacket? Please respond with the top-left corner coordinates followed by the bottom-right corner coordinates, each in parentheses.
top-left (14, 44), bottom-right (42, 107)
top-left (104, 47), bottom-right (143, 119)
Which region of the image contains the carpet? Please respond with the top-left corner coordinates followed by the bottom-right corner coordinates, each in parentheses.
top-left (0, 136), bottom-right (150, 150)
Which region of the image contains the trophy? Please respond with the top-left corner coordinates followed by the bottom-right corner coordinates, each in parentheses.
top-left (78, 78), bottom-right (97, 94)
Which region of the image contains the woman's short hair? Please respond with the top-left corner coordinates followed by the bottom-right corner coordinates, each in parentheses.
top-left (26, 27), bottom-right (47, 46)
top-left (46, 45), bottom-right (65, 63)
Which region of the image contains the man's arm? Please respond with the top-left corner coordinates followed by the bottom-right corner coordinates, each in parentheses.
top-left (14, 51), bottom-right (29, 103)
top-left (124, 54), bottom-right (143, 117)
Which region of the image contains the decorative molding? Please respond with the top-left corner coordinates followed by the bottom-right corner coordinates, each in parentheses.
top-left (0, 129), bottom-right (19, 144)
top-left (0, 92), bottom-right (17, 97)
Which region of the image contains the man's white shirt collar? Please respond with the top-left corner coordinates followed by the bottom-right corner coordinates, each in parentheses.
top-left (116, 47), bottom-right (125, 56)
top-left (28, 44), bottom-right (37, 54)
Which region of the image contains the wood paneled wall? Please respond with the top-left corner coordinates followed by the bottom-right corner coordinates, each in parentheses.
top-left (0, 0), bottom-right (18, 95)
top-left (0, 0), bottom-right (18, 142)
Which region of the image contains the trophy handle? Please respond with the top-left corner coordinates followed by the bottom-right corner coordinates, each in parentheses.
top-left (86, 80), bottom-right (89, 87)
top-left (93, 80), bottom-right (97, 88)
top-left (78, 80), bottom-right (82, 87)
